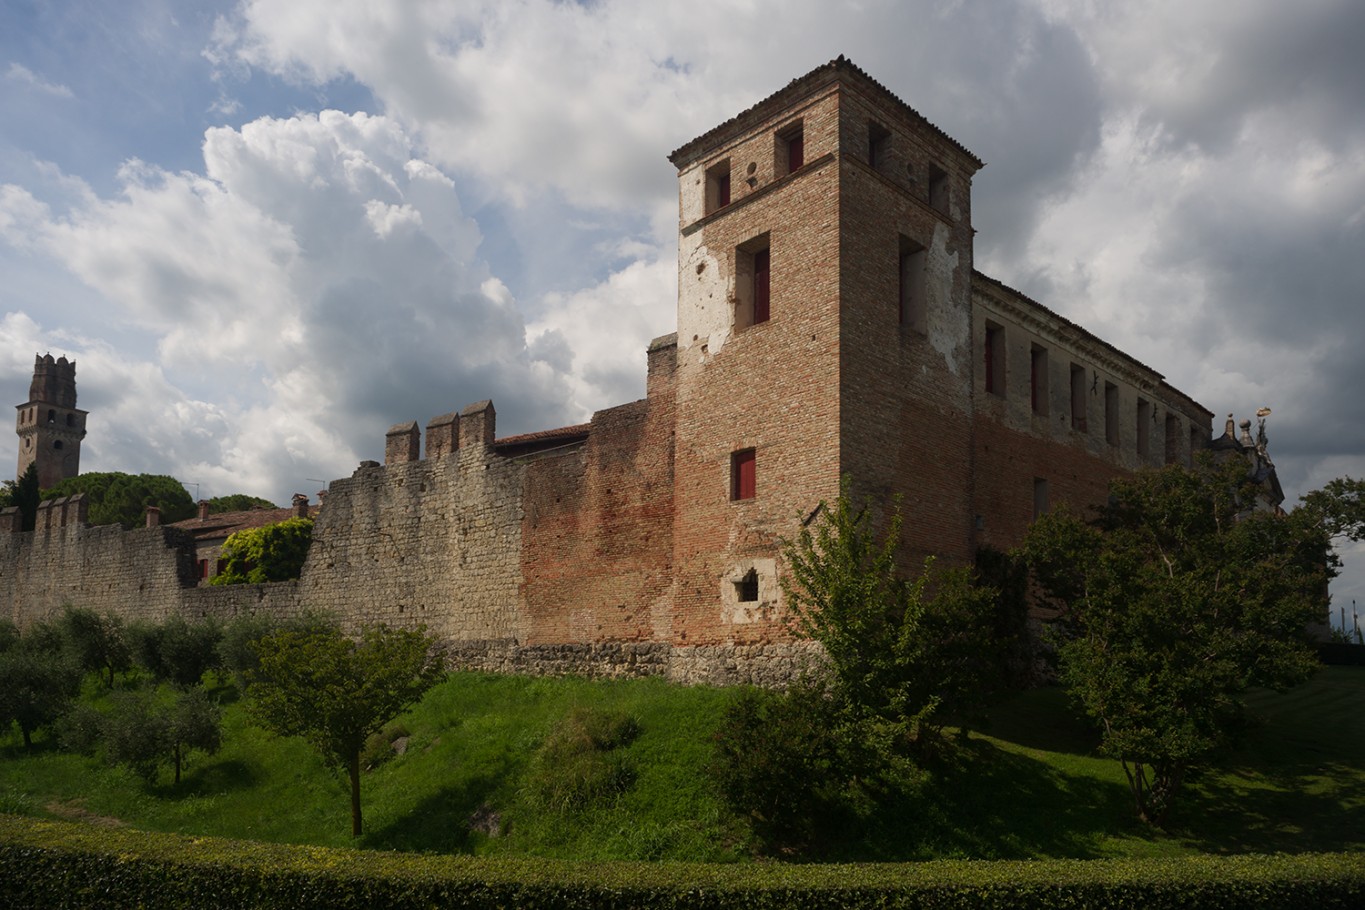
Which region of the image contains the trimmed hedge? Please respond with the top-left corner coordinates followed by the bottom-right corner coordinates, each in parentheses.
top-left (1, 814), bottom-right (1363, 909)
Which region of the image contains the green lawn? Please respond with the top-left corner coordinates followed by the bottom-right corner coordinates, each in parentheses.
top-left (1, 666), bottom-right (1362, 862)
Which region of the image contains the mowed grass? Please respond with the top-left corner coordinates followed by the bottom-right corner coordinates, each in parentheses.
top-left (1, 667), bottom-right (1362, 862)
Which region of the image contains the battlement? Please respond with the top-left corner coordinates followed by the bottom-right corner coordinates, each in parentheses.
top-left (27, 353), bottom-right (78, 409)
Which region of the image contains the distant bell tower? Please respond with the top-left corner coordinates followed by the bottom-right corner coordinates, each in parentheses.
top-left (16, 353), bottom-right (87, 489)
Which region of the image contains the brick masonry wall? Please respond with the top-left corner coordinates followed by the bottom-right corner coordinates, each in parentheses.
top-left (673, 86), bottom-right (844, 650)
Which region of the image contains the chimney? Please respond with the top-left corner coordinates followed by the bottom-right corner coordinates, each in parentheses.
top-left (198, 500), bottom-right (211, 520)
top-left (292, 493), bottom-right (309, 519)
top-left (145, 505), bottom-right (161, 528)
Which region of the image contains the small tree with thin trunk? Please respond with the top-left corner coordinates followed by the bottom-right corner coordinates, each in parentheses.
top-left (247, 624), bottom-right (443, 836)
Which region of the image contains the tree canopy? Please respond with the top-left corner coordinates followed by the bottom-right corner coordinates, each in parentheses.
top-left (210, 517), bottom-right (314, 585)
top-left (206, 494), bottom-right (277, 514)
top-left (0, 463), bottom-right (40, 531)
top-left (247, 624), bottom-right (444, 836)
top-left (1021, 457), bottom-right (1335, 826)
top-left (40, 472), bottom-right (194, 528)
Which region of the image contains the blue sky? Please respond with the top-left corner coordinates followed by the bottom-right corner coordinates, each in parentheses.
top-left (2, 0), bottom-right (1364, 623)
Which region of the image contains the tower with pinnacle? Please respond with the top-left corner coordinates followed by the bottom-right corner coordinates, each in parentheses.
top-left (16, 353), bottom-right (87, 489)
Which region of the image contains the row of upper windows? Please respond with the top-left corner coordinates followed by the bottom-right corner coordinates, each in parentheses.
top-left (19, 406), bottom-right (77, 427)
top-left (983, 324), bottom-right (1200, 464)
top-left (727, 231), bottom-right (928, 333)
top-left (703, 117), bottom-right (950, 217)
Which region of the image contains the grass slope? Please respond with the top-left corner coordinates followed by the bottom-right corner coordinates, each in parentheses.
top-left (1, 667), bottom-right (1361, 862)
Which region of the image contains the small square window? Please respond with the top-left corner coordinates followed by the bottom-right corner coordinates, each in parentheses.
top-left (736, 569), bottom-right (759, 602)
top-left (731, 449), bottom-right (756, 501)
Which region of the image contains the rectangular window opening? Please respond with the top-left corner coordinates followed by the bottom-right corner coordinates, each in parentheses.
top-left (1165, 414), bottom-right (1180, 464)
top-left (1070, 364), bottom-right (1087, 432)
top-left (984, 323), bottom-right (1005, 397)
top-left (1105, 382), bottom-right (1120, 446)
top-left (1030, 345), bottom-right (1049, 415)
top-left (1189, 426), bottom-right (1202, 467)
top-left (777, 122), bottom-right (804, 176)
top-left (868, 121), bottom-right (891, 172)
top-left (1033, 478), bottom-right (1049, 521)
top-left (735, 235), bottom-right (771, 329)
top-left (736, 569), bottom-right (759, 603)
top-left (1137, 399), bottom-right (1152, 457)
top-left (706, 159), bottom-right (731, 213)
top-left (928, 163), bottom-right (950, 215)
top-left (898, 236), bottom-right (926, 333)
top-left (731, 449), bottom-right (756, 501)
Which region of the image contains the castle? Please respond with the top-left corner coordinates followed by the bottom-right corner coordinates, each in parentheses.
top-left (4, 59), bottom-right (1243, 683)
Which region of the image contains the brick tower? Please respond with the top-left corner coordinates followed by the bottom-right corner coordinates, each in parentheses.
top-left (16, 353), bottom-right (87, 489)
top-left (665, 58), bottom-right (983, 646)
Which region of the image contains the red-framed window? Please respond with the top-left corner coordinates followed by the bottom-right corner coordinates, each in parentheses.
top-left (731, 449), bottom-right (756, 501)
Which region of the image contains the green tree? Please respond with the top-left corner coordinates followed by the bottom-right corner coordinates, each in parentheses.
top-left (217, 611), bottom-right (338, 692)
top-left (247, 624), bottom-right (443, 836)
top-left (210, 517), bottom-right (314, 585)
top-left (782, 480), bottom-right (1004, 748)
top-left (206, 494), bottom-right (277, 514)
top-left (40, 472), bottom-right (195, 528)
top-left (0, 625), bottom-right (84, 749)
top-left (57, 606), bottom-right (131, 687)
top-left (97, 688), bottom-right (222, 784)
top-left (128, 616), bottom-right (223, 689)
top-left (1021, 457), bottom-right (1335, 826)
top-left (0, 463), bottom-right (41, 531)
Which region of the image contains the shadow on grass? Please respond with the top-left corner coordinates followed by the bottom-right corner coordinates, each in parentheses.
top-left (805, 737), bottom-right (1140, 862)
top-left (1168, 757), bottom-right (1365, 854)
top-left (159, 759), bottom-right (259, 799)
top-left (362, 764), bottom-right (511, 854)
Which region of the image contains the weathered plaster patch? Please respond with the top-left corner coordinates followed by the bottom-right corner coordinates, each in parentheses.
top-left (678, 233), bottom-right (730, 363)
top-left (926, 222), bottom-right (967, 376)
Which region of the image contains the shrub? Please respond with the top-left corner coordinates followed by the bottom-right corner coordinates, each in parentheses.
top-left (525, 707), bottom-right (640, 813)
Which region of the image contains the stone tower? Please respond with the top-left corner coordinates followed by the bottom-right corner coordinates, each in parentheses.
top-left (665, 58), bottom-right (983, 645)
top-left (16, 353), bottom-right (87, 489)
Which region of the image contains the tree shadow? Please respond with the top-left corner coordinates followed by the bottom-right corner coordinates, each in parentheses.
top-left (362, 762), bottom-right (511, 854)
top-left (803, 737), bottom-right (1142, 862)
top-left (157, 759), bottom-right (259, 799)
top-left (1167, 757), bottom-right (1365, 854)
top-left (973, 686), bottom-right (1103, 756)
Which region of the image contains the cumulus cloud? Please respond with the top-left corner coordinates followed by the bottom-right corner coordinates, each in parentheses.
top-left (0, 109), bottom-right (577, 498)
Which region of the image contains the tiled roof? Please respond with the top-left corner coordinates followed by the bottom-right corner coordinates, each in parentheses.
top-left (668, 55), bottom-right (983, 169)
top-left (493, 423), bottom-right (591, 455)
top-left (169, 505), bottom-right (319, 543)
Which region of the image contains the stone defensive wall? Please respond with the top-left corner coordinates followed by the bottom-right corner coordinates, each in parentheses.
top-left (0, 335), bottom-right (811, 687)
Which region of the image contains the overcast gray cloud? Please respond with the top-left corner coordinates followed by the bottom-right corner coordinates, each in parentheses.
top-left (1, 0), bottom-right (1362, 614)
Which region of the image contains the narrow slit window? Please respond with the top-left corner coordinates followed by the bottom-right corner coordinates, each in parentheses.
top-left (1165, 414), bottom-right (1179, 464)
top-left (1070, 364), bottom-right (1087, 431)
top-left (984, 323), bottom-right (1005, 396)
top-left (1030, 345), bottom-right (1049, 415)
top-left (1137, 399), bottom-right (1152, 457)
top-left (1105, 383), bottom-right (1119, 446)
